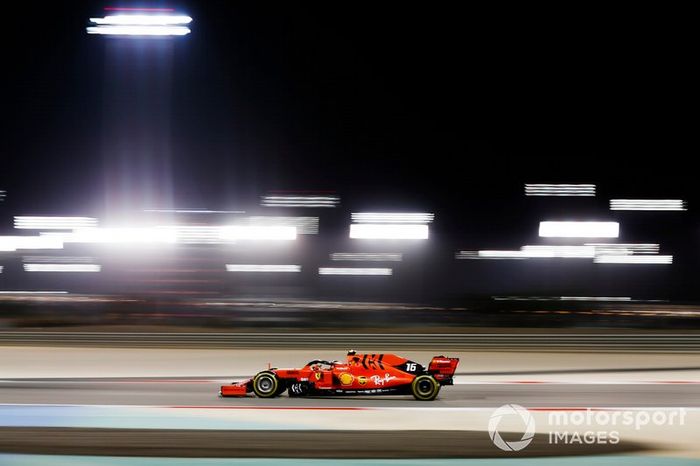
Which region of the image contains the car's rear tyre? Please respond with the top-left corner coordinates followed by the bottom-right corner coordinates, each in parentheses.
top-left (253, 371), bottom-right (279, 398)
top-left (411, 374), bottom-right (440, 401)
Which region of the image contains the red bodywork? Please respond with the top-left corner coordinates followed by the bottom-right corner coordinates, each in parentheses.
top-left (220, 352), bottom-right (459, 399)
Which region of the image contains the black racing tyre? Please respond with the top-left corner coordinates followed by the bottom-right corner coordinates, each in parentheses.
top-left (253, 371), bottom-right (279, 398)
top-left (411, 374), bottom-right (440, 401)
top-left (274, 379), bottom-right (287, 396)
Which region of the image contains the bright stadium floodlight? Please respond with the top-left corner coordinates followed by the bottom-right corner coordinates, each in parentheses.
top-left (349, 224), bottom-right (429, 240)
top-left (351, 213), bottom-right (434, 224)
top-left (225, 264), bottom-right (301, 273)
top-left (594, 255), bottom-right (673, 264)
top-left (318, 267), bottom-right (392, 276)
top-left (609, 199), bottom-right (687, 211)
top-left (24, 264), bottom-right (102, 273)
top-left (525, 184), bottom-right (596, 196)
top-left (539, 221), bottom-right (619, 238)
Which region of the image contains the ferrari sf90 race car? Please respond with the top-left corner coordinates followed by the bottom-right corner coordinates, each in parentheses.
top-left (220, 351), bottom-right (459, 401)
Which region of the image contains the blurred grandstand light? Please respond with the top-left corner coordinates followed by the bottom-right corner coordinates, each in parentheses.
top-left (525, 184), bottom-right (596, 196)
top-left (23, 256), bottom-right (95, 263)
top-left (49, 227), bottom-right (177, 244)
top-left (219, 226), bottom-right (297, 241)
top-left (144, 209), bottom-right (245, 214)
top-left (351, 213), bottom-right (434, 224)
top-left (318, 267), bottom-right (392, 275)
top-left (23, 264), bottom-right (102, 272)
top-left (468, 245), bottom-right (595, 259)
top-left (0, 190), bottom-right (6, 201)
top-left (610, 199), bottom-right (687, 211)
top-left (14, 216), bottom-right (98, 230)
top-left (87, 25), bottom-right (191, 35)
top-left (492, 296), bottom-right (632, 302)
top-left (225, 264), bottom-right (301, 272)
top-left (594, 255), bottom-right (673, 264)
top-left (330, 253), bottom-right (403, 261)
top-left (165, 226), bottom-right (228, 244)
top-left (586, 243), bottom-right (660, 255)
top-left (0, 266), bottom-right (3, 273)
top-left (520, 245), bottom-right (596, 258)
top-left (261, 195), bottom-right (339, 208)
top-left (349, 224), bottom-right (429, 239)
top-left (560, 296), bottom-right (633, 301)
top-left (246, 217), bottom-right (319, 235)
top-left (87, 13), bottom-right (192, 36)
top-left (0, 236), bottom-right (64, 252)
top-left (90, 14), bottom-right (193, 25)
top-left (539, 221), bottom-right (619, 238)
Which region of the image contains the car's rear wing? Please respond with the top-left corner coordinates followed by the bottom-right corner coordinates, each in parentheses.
top-left (428, 356), bottom-right (459, 384)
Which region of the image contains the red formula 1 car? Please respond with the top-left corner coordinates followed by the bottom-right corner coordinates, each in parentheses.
top-left (220, 350), bottom-right (459, 401)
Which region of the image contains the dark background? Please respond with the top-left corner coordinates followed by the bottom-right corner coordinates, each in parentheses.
top-left (0, 3), bottom-right (696, 301)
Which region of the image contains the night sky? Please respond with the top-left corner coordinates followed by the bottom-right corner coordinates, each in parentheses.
top-left (0, 3), bottom-right (697, 299)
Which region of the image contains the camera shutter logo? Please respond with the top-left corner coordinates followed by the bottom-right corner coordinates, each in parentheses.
top-left (488, 404), bottom-right (536, 451)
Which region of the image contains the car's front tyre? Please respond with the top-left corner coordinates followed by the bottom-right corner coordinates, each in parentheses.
top-left (252, 371), bottom-right (280, 398)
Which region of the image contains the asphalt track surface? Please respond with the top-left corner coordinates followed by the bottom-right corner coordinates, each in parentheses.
top-left (1, 378), bottom-right (698, 407)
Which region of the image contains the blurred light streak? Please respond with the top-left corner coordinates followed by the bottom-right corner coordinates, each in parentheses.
top-left (351, 213), bottom-right (434, 224)
top-left (219, 226), bottom-right (296, 241)
top-left (319, 267), bottom-right (392, 275)
top-left (595, 255), bottom-right (673, 264)
top-left (610, 199), bottom-right (687, 211)
top-left (349, 224), bottom-right (429, 239)
top-left (46, 228), bottom-right (177, 244)
top-left (23, 264), bottom-right (101, 272)
top-left (493, 296), bottom-right (632, 301)
top-left (87, 26), bottom-right (191, 36)
top-left (330, 253), bottom-right (403, 261)
top-left (90, 15), bottom-right (192, 25)
top-left (261, 195), bottom-right (339, 208)
top-left (586, 243), bottom-right (660, 255)
top-left (561, 296), bottom-right (633, 301)
top-left (525, 184), bottom-right (596, 196)
top-left (457, 246), bottom-right (595, 259)
top-left (0, 266), bottom-right (3, 273)
top-left (144, 209), bottom-right (245, 214)
top-left (246, 217), bottom-right (319, 235)
top-left (23, 256), bottom-right (95, 263)
top-left (164, 226), bottom-right (227, 244)
top-left (0, 236), bottom-right (64, 252)
top-left (0, 291), bottom-right (68, 294)
top-left (0, 190), bottom-right (6, 201)
top-left (539, 221), bottom-right (619, 238)
top-left (225, 264), bottom-right (301, 272)
top-left (14, 216), bottom-right (98, 230)
top-left (521, 245), bottom-right (596, 258)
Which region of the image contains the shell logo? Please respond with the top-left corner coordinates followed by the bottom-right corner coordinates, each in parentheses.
top-left (358, 376), bottom-right (367, 386)
top-left (339, 373), bottom-right (354, 386)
